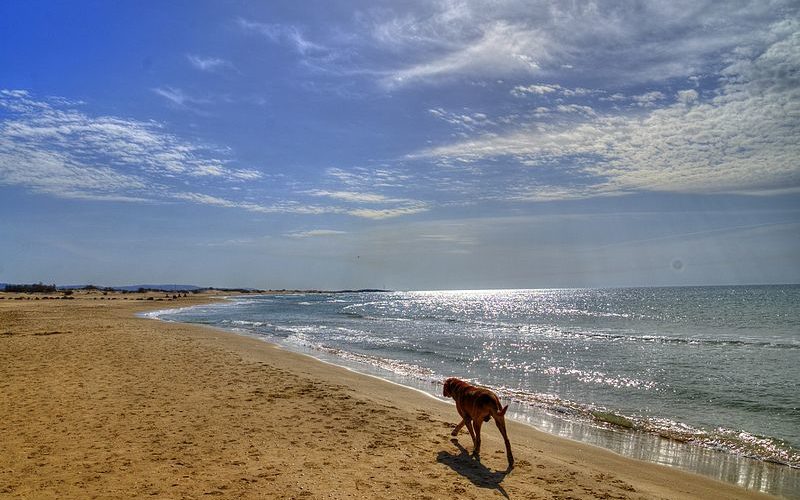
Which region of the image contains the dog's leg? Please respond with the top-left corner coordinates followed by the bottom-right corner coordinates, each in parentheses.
top-left (452, 401), bottom-right (468, 436)
top-left (472, 417), bottom-right (483, 459)
top-left (495, 415), bottom-right (514, 467)
top-left (451, 418), bottom-right (466, 436)
top-left (464, 417), bottom-right (477, 448)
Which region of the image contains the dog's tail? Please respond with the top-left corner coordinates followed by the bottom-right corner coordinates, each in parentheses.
top-left (484, 399), bottom-right (509, 422)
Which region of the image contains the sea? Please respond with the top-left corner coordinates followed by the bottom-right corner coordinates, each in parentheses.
top-left (147, 285), bottom-right (800, 498)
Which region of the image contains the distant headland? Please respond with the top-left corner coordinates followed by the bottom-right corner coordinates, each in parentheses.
top-left (0, 282), bottom-right (391, 295)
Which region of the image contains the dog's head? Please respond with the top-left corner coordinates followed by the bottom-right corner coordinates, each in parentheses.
top-left (443, 377), bottom-right (456, 398)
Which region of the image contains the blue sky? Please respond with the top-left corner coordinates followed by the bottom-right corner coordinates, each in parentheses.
top-left (1, 1), bottom-right (798, 289)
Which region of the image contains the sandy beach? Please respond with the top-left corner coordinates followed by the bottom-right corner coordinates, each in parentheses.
top-left (0, 291), bottom-right (776, 499)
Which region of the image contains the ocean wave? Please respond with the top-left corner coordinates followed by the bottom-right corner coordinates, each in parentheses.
top-left (219, 319), bottom-right (270, 328)
top-left (339, 310), bottom-right (413, 322)
top-left (340, 307), bottom-right (799, 350)
top-left (551, 330), bottom-right (800, 349)
top-left (535, 365), bottom-right (658, 390)
top-left (140, 304), bottom-right (214, 320)
top-left (281, 334), bottom-right (438, 382)
top-left (495, 387), bottom-right (799, 468)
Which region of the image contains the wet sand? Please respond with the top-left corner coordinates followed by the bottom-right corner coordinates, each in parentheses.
top-left (0, 291), bottom-right (776, 499)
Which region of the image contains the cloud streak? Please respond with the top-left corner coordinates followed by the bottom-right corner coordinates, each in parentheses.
top-left (380, 20), bottom-right (544, 87)
top-left (237, 18), bottom-right (327, 56)
top-left (0, 90), bottom-right (433, 220)
top-left (416, 20), bottom-right (800, 199)
top-left (285, 229), bottom-right (348, 239)
top-left (0, 91), bottom-right (334, 214)
top-left (187, 54), bottom-right (232, 72)
top-left (322, 0), bottom-right (796, 88)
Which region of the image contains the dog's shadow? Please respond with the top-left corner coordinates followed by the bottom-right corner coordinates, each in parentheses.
top-left (437, 439), bottom-right (512, 499)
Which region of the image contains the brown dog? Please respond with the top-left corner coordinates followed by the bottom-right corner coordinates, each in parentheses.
top-left (443, 377), bottom-right (513, 467)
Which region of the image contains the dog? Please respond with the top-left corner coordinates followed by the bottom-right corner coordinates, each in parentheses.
top-left (443, 377), bottom-right (513, 467)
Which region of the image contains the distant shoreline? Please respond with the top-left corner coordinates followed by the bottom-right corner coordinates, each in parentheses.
top-left (4, 281), bottom-right (800, 296)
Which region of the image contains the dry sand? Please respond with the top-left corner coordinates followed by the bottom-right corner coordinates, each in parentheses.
top-left (0, 291), bottom-right (776, 499)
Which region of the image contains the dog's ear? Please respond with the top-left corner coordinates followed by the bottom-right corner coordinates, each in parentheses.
top-left (442, 378), bottom-right (451, 397)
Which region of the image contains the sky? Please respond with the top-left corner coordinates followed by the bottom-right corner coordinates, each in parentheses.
top-left (1, 0), bottom-right (799, 290)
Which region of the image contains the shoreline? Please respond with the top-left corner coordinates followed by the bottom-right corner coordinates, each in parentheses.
top-left (0, 291), bottom-right (786, 498)
top-left (151, 296), bottom-right (800, 498)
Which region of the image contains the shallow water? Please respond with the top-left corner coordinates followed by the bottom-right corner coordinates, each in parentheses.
top-left (150, 285), bottom-right (800, 498)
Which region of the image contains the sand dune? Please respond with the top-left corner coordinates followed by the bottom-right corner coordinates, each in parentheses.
top-left (0, 292), bottom-right (773, 499)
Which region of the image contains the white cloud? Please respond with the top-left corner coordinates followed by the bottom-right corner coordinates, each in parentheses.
top-left (286, 229), bottom-right (348, 238)
top-left (428, 107), bottom-right (495, 131)
top-left (348, 205), bottom-right (429, 220)
top-left (306, 189), bottom-right (403, 204)
top-left (0, 91), bottom-right (267, 204)
top-left (417, 21), bottom-right (800, 198)
top-left (187, 54), bottom-right (231, 72)
top-left (676, 89), bottom-right (699, 104)
top-left (0, 140), bottom-right (151, 202)
top-left (305, 187), bottom-right (430, 219)
top-left (554, 104), bottom-right (596, 116)
top-left (171, 188), bottom-right (428, 220)
top-left (224, 2), bottom-right (796, 94)
top-left (511, 83), bottom-right (600, 100)
top-left (172, 192), bottom-right (240, 208)
top-left (190, 164), bottom-right (226, 177)
top-left (325, 167), bottom-right (414, 189)
top-left (172, 192), bottom-right (340, 216)
top-left (152, 86), bottom-right (208, 108)
top-left (561, 87), bottom-right (594, 97)
top-left (0, 89), bottom-right (30, 99)
top-left (511, 83), bottom-right (561, 96)
top-left (229, 168), bottom-right (263, 181)
top-left (237, 18), bottom-right (327, 55)
top-left (351, 0), bottom-right (796, 88)
top-left (632, 91), bottom-right (666, 107)
top-left (381, 20), bottom-right (545, 87)
top-left (0, 91), bottom-right (437, 220)
top-left (602, 93), bottom-right (627, 102)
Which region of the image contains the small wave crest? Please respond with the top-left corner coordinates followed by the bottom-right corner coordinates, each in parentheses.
top-left (282, 333), bottom-right (438, 382)
top-left (496, 387), bottom-right (799, 468)
top-left (536, 365), bottom-right (658, 390)
top-left (139, 305), bottom-right (207, 320)
top-left (220, 319), bottom-right (270, 328)
top-left (339, 306), bottom-right (798, 349)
